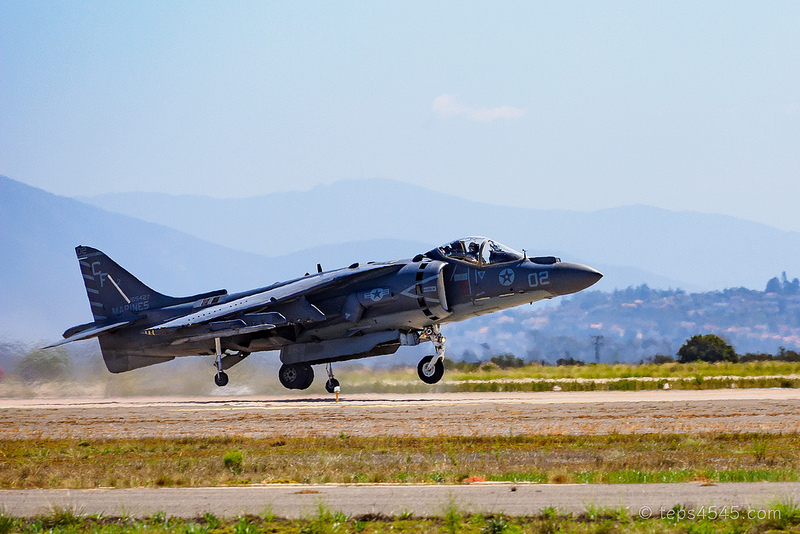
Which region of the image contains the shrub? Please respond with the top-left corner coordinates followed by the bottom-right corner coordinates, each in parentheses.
top-left (556, 357), bottom-right (585, 367)
top-left (223, 450), bottom-right (244, 474)
top-left (443, 358), bottom-right (481, 372)
top-left (651, 354), bottom-right (675, 364)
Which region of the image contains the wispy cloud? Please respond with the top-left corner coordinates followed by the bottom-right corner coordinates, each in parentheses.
top-left (431, 94), bottom-right (525, 122)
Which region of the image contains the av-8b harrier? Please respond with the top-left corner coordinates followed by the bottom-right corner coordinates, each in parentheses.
top-left (48, 238), bottom-right (602, 392)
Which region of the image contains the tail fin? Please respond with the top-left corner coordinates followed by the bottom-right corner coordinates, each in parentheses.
top-left (76, 246), bottom-right (211, 321)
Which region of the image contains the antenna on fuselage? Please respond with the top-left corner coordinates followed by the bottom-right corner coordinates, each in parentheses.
top-left (317, 263), bottom-right (323, 274)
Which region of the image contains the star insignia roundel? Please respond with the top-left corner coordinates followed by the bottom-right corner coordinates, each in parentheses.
top-left (499, 268), bottom-right (515, 286)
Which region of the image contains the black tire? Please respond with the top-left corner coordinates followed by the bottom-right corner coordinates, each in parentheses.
top-left (298, 364), bottom-right (314, 390)
top-left (214, 371), bottom-right (229, 387)
top-left (278, 364), bottom-right (300, 389)
top-left (325, 378), bottom-right (340, 394)
top-left (417, 355), bottom-right (444, 384)
top-left (279, 363), bottom-right (314, 390)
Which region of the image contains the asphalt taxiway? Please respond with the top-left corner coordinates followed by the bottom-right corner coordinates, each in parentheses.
top-left (2, 482), bottom-right (799, 518)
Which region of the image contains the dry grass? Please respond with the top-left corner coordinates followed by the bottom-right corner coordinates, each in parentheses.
top-left (2, 433), bottom-right (799, 489)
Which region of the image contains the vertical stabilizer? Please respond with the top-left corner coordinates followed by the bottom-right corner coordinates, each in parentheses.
top-left (76, 246), bottom-right (180, 321)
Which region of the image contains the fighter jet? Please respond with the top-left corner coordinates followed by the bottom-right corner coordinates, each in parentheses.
top-left (47, 238), bottom-right (602, 392)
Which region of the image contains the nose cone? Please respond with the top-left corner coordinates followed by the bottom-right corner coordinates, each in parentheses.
top-left (550, 263), bottom-right (603, 296)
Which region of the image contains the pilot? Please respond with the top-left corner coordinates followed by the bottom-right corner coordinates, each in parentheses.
top-left (468, 241), bottom-right (480, 260)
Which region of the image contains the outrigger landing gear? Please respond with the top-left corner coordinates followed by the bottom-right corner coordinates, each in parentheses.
top-left (214, 337), bottom-right (229, 387)
top-left (418, 324), bottom-right (446, 384)
top-left (324, 363), bottom-right (340, 394)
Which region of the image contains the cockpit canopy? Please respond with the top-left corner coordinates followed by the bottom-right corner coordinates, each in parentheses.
top-left (429, 237), bottom-right (524, 267)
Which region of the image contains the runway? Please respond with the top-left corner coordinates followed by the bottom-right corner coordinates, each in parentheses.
top-left (2, 482), bottom-right (799, 518)
top-left (1, 389), bottom-right (799, 439)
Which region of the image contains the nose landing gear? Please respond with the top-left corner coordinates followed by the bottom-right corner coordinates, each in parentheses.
top-left (417, 355), bottom-right (444, 384)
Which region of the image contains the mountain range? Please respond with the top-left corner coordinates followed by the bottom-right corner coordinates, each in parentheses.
top-left (3, 175), bottom-right (799, 346)
top-left (80, 179), bottom-right (800, 291)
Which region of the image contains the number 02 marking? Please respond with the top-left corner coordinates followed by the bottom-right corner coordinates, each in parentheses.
top-left (528, 271), bottom-right (549, 287)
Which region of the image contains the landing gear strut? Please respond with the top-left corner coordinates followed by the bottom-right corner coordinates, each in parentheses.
top-left (418, 324), bottom-right (446, 384)
top-left (214, 337), bottom-right (229, 387)
top-left (324, 363), bottom-right (340, 394)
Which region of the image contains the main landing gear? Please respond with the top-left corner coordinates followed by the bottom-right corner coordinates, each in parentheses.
top-left (417, 324), bottom-right (446, 384)
top-left (278, 362), bottom-right (314, 390)
top-left (277, 362), bottom-right (338, 393)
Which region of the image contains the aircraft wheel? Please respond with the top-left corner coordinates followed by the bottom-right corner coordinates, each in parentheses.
top-left (417, 355), bottom-right (444, 384)
top-left (298, 364), bottom-right (314, 390)
top-left (325, 378), bottom-right (340, 394)
top-left (279, 363), bottom-right (314, 390)
top-left (214, 371), bottom-right (229, 387)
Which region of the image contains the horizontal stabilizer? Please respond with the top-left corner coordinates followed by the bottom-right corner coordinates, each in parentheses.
top-left (44, 319), bottom-right (137, 348)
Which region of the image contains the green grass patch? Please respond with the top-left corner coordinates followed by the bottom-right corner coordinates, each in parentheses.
top-left (449, 360), bottom-right (800, 380)
top-left (2, 433), bottom-right (799, 489)
top-left (443, 360), bottom-right (800, 393)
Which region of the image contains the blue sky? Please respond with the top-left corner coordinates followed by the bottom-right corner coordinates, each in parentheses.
top-left (2, 2), bottom-right (799, 231)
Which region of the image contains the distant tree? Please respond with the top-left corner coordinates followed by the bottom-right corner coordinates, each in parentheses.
top-left (766, 277), bottom-right (782, 294)
top-left (775, 347), bottom-right (800, 362)
top-left (677, 335), bottom-right (738, 364)
top-left (490, 354), bottom-right (526, 369)
top-left (782, 350), bottom-right (800, 362)
top-left (787, 278), bottom-right (800, 295)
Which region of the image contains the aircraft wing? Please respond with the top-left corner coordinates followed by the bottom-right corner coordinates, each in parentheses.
top-left (44, 319), bottom-right (138, 348)
top-left (147, 262), bottom-right (402, 332)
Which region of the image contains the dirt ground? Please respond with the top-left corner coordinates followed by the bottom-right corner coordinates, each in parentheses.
top-left (1, 389), bottom-right (799, 440)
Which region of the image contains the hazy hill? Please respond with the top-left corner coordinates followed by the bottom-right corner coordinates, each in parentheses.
top-left (81, 179), bottom-right (800, 291)
top-left (445, 285), bottom-right (800, 363)
top-left (0, 176), bottom-right (278, 340)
